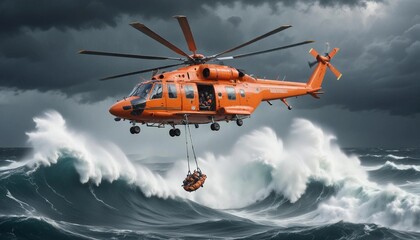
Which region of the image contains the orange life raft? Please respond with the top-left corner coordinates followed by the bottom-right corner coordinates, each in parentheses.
top-left (183, 171), bottom-right (207, 192)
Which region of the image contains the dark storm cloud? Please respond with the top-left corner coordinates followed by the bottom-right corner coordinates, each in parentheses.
top-left (319, 2), bottom-right (420, 116)
top-left (0, 0), bottom-right (203, 35)
top-left (227, 16), bottom-right (242, 28)
top-left (1, 0), bottom-right (382, 35)
top-left (0, 0), bottom-right (418, 116)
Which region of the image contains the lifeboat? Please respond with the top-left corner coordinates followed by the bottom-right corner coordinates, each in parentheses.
top-left (182, 171), bottom-right (207, 192)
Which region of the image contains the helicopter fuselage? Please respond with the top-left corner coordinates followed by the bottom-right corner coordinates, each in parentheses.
top-left (109, 64), bottom-right (314, 127)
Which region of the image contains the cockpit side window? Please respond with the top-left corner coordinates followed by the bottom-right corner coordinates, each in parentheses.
top-left (128, 86), bottom-right (138, 97)
top-left (129, 83), bottom-right (153, 98)
top-left (150, 83), bottom-right (163, 99)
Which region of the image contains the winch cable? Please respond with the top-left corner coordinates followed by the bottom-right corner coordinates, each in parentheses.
top-left (185, 115), bottom-right (200, 171)
top-left (184, 123), bottom-right (191, 174)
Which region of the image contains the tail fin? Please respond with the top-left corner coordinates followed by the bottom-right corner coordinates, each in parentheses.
top-left (307, 48), bottom-right (341, 90)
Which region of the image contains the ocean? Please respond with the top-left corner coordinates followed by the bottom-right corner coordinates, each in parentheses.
top-left (0, 111), bottom-right (419, 239)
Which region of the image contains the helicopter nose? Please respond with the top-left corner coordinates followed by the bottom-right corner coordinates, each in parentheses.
top-left (109, 100), bottom-right (129, 117)
top-left (109, 102), bottom-right (121, 116)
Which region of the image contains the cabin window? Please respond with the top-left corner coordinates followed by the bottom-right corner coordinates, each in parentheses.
top-left (167, 84), bottom-right (177, 98)
top-left (240, 89), bottom-right (245, 97)
top-left (185, 85), bottom-right (194, 99)
top-left (226, 87), bottom-right (236, 100)
top-left (150, 83), bottom-right (163, 99)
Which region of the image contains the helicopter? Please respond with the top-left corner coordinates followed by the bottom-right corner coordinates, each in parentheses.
top-left (79, 16), bottom-right (341, 137)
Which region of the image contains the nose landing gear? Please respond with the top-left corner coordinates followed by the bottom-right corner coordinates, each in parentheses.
top-left (236, 118), bottom-right (243, 126)
top-left (210, 122), bottom-right (220, 131)
top-left (130, 126), bottom-right (141, 134)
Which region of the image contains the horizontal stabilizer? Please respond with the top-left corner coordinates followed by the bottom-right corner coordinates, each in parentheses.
top-left (308, 60), bottom-right (317, 68)
top-left (309, 91), bottom-right (324, 99)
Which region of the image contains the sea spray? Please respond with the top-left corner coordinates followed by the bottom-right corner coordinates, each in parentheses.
top-left (175, 119), bottom-right (367, 208)
top-left (24, 111), bottom-right (174, 198)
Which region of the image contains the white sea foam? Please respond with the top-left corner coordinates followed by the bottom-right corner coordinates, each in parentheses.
top-left (358, 154), bottom-right (383, 158)
top-left (315, 183), bottom-right (420, 231)
top-left (169, 120), bottom-right (368, 209)
top-left (4, 110), bottom-right (419, 231)
top-left (23, 111), bottom-right (174, 199)
top-left (381, 161), bottom-right (420, 172)
top-left (364, 161), bottom-right (420, 172)
top-left (387, 154), bottom-right (409, 160)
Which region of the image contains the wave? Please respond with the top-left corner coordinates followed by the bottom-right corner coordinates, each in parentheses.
top-left (22, 111), bottom-right (178, 199)
top-left (381, 161), bottom-right (420, 172)
top-left (0, 157), bottom-right (237, 228)
top-left (1, 110), bottom-right (420, 233)
top-left (368, 161), bottom-right (420, 184)
top-left (367, 161), bottom-right (420, 172)
top-left (357, 153), bottom-right (420, 166)
top-left (2, 215), bottom-right (419, 240)
top-left (387, 154), bottom-right (411, 160)
top-left (10, 111), bottom-right (367, 209)
top-left (360, 154), bottom-right (383, 158)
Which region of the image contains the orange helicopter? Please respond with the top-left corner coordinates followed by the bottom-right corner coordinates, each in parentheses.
top-left (79, 16), bottom-right (341, 137)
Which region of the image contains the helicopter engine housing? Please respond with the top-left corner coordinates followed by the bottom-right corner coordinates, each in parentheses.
top-left (200, 65), bottom-right (244, 81)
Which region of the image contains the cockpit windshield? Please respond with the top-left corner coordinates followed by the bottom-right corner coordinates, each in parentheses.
top-left (128, 83), bottom-right (153, 98)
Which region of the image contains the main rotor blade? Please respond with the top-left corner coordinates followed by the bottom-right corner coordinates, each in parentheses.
top-left (130, 22), bottom-right (192, 60)
top-left (79, 50), bottom-right (185, 61)
top-left (174, 15), bottom-right (197, 54)
top-left (216, 41), bottom-right (315, 60)
top-left (209, 25), bottom-right (292, 59)
top-left (100, 63), bottom-right (185, 81)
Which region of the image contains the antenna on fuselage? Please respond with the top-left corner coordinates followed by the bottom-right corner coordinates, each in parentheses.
top-left (151, 69), bottom-right (159, 78)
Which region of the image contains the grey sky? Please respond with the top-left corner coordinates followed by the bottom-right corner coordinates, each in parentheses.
top-left (0, 0), bottom-right (419, 153)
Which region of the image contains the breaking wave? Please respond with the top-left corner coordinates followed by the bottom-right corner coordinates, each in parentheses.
top-left (1, 110), bottom-right (419, 239)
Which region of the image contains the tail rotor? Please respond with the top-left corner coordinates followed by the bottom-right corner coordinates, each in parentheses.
top-left (308, 47), bottom-right (342, 80)
top-left (308, 42), bottom-right (333, 69)
top-left (306, 45), bottom-right (342, 91)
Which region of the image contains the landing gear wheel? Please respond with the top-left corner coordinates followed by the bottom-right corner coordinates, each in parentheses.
top-left (210, 122), bottom-right (220, 131)
top-left (169, 129), bottom-right (175, 137)
top-left (236, 119), bottom-right (243, 126)
top-left (169, 128), bottom-right (181, 137)
top-left (130, 126), bottom-right (140, 134)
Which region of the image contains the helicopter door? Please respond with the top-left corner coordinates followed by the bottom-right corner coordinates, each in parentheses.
top-left (147, 82), bottom-right (164, 110)
top-left (181, 83), bottom-right (198, 111)
top-left (197, 84), bottom-right (216, 111)
top-left (165, 83), bottom-right (181, 111)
